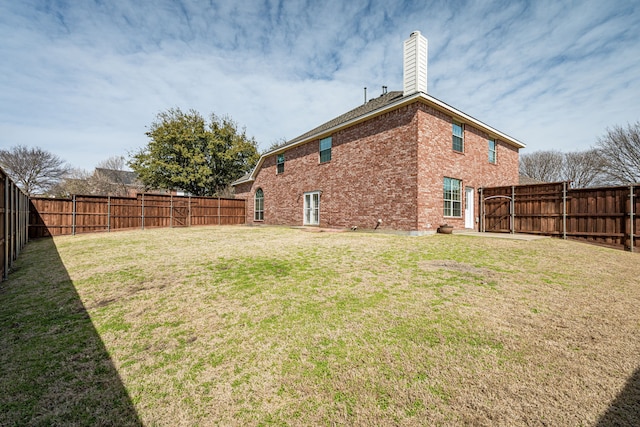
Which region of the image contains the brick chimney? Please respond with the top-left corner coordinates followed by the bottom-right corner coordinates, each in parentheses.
top-left (403, 31), bottom-right (428, 96)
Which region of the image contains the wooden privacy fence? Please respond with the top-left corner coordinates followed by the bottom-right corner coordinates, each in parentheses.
top-left (1, 168), bottom-right (30, 281)
top-left (480, 182), bottom-right (638, 252)
top-left (29, 193), bottom-right (246, 238)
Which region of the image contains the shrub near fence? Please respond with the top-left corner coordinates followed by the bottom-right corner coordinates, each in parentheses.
top-left (29, 193), bottom-right (246, 238)
top-left (1, 167), bottom-right (30, 281)
top-left (480, 182), bottom-right (639, 252)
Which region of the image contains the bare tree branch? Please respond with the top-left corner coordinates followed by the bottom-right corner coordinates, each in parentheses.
top-left (519, 150), bottom-right (564, 183)
top-left (596, 122), bottom-right (640, 184)
top-left (0, 145), bottom-right (69, 196)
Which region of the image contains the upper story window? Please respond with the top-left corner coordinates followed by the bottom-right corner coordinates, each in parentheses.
top-left (443, 177), bottom-right (462, 217)
top-left (254, 188), bottom-right (264, 221)
top-left (452, 121), bottom-right (464, 152)
top-left (319, 136), bottom-right (332, 163)
top-left (488, 139), bottom-right (497, 164)
top-left (277, 153), bottom-right (285, 174)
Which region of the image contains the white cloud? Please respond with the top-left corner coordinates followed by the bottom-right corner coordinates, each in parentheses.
top-left (1, 0), bottom-right (639, 170)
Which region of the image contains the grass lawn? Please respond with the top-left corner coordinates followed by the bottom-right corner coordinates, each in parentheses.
top-left (1, 226), bottom-right (639, 426)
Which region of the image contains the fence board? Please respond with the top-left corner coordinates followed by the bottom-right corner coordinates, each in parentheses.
top-left (1, 168), bottom-right (30, 281)
top-left (481, 182), bottom-right (639, 252)
top-left (29, 193), bottom-right (245, 238)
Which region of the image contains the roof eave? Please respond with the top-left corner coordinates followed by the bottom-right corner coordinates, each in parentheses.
top-left (235, 92), bottom-right (525, 185)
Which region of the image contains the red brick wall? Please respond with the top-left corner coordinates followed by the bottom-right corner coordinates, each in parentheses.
top-left (416, 103), bottom-right (519, 230)
top-left (235, 100), bottom-right (519, 232)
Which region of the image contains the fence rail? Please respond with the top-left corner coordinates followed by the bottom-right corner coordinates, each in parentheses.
top-left (480, 182), bottom-right (639, 252)
top-left (29, 193), bottom-right (246, 238)
top-left (1, 168), bottom-right (30, 281)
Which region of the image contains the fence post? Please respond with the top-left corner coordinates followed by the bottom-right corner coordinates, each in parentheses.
top-left (170, 194), bottom-right (173, 228)
top-left (107, 196), bottom-right (111, 232)
top-left (479, 188), bottom-right (484, 232)
top-left (562, 182), bottom-right (567, 240)
top-left (141, 193), bottom-right (145, 230)
top-left (188, 195), bottom-right (192, 227)
top-left (4, 177), bottom-right (8, 279)
top-left (10, 181), bottom-right (16, 263)
top-left (218, 197), bottom-right (221, 225)
top-left (510, 186), bottom-right (515, 234)
top-left (72, 194), bottom-right (77, 236)
top-left (630, 185), bottom-right (635, 253)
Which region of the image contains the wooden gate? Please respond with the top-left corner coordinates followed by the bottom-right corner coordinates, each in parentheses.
top-left (482, 195), bottom-right (511, 232)
top-left (172, 199), bottom-right (189, 227)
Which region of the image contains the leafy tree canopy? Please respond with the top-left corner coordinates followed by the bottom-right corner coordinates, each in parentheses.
top-left (129, 108), bottom-right (260, 196)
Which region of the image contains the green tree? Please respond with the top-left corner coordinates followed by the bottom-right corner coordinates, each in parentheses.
top-left (129, 108), bottom-right (260, 196)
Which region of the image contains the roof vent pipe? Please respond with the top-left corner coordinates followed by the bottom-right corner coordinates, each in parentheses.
top-left (403, 31), bottom-right (428, 96)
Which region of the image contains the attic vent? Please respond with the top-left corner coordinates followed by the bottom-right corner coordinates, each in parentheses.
top-left (403, 31), bottom-right (428, 96)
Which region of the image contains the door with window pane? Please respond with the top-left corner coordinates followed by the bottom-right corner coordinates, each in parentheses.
top-left (304, 192), bottom-right (320, 225)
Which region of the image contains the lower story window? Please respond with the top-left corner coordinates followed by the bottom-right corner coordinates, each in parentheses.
top-left (303, 191), bottom-right (320, 225)
top-left (254, 188), bottom-right (264, 221)
top-left (444, 177), bottom-right (462, 217)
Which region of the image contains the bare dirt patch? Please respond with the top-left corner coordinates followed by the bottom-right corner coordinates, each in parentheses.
top-left (2, 226), bottom-right (639, 426)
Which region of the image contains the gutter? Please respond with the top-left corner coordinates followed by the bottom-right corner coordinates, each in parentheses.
top-left (234, 92), bottom-right (526, 185)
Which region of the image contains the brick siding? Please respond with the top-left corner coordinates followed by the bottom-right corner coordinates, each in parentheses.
top-left (235, 99), bottom-right (519, 232)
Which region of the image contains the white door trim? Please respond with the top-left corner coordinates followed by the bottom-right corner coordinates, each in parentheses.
top-left (303, 191), bottom-right (320, 225)
top-left (465, 187), bottom-right (475, 229)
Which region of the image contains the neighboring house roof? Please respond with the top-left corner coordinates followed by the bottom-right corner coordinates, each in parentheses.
top-left (94, 168), bottom-right (140, 186)
top-left (519, 175), bottom-right (547, 185)
top-left (233, 90), bottom-right (526, 186)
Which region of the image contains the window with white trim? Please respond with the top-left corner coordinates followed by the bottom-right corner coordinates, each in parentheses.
top-left (277, 153), bottom-right (285, 174)
top-left (319, 136), bottom-right (332, 163)
top-left (254, 188), bottom-right (264, 221)
top-left (444, 177), bottom-right (462, 217)
top-left (452, 121), bottom-right (464, 152)
top-left (488, 139), bottom-right (497, 164)
top-left (303, 191), bottom-right (320, 225)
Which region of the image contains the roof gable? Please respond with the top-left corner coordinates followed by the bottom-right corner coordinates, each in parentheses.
top-left (233, 91), bottom-right (525, 186)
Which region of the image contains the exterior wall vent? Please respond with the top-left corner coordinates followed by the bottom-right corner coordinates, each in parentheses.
top-left (403, 31), bottom-right (428, 96)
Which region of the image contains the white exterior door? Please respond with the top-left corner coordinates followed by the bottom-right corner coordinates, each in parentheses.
top-left (464, 187), bottom-right (475, 229)
top-left (304, 192), bottom-right (320, 225)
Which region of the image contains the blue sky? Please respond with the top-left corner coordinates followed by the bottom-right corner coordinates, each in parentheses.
top-left (1, 0), bottom-right (639, 171)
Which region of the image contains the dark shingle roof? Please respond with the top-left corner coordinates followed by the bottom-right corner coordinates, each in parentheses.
top-left (519, 175), bottom-right (547, 185)
top-left (95, 168), bottom-right (140, 185)
top-left (286, 91), bottom-right (404, 146)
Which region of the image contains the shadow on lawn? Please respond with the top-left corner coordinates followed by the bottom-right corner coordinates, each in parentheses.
top-left (0, 237), bottom-right (141, 426)
top-left (597, 366), bottom-right (640, 426)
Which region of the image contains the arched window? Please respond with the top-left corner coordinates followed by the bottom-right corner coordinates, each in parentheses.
top-left (254, 188), bottom-right (264, 221)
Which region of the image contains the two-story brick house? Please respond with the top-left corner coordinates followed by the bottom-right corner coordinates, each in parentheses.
top-left (233, 31), bottom-right (525, 234)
